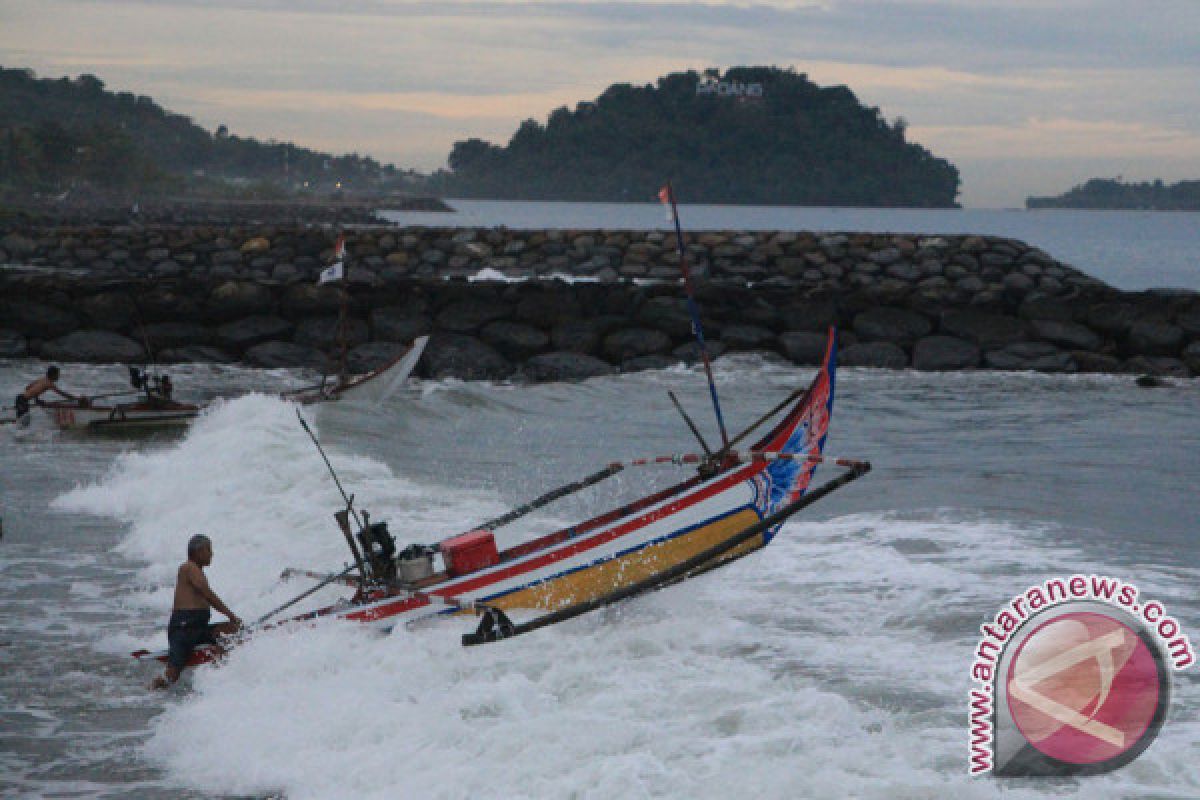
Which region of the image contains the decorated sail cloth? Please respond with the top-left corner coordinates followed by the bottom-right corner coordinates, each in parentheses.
top-left (747, 330), bottom-right (837, 539)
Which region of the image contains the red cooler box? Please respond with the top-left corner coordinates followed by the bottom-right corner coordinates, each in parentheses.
top-left (441, 529), bottom-right (499, 577)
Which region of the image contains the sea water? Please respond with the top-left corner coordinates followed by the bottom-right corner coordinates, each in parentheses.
top-left (2, 358), bottom-right (1198, 799)
top-left (383, 200), bottom-right (1200, 292)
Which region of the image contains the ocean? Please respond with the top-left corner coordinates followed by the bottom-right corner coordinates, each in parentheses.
top-left (1, 204), bottom-right (1198, 799)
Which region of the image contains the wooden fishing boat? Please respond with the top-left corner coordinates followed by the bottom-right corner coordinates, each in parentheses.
top-left (40, 368), bottom-right (201, 432)
top-left (280, 335), bottom-right (429, 406)
top-left (41, 397), bottom-right (201, 432)
top-left (133, 329), bottom-right (870, 667)
top-left (133, 187), bottom-right (868, 668)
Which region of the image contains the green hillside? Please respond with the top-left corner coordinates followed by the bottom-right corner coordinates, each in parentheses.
top-left (0, 66), bottom-right (408, 197)
top-left (430, 67), bottom-right (961, 207)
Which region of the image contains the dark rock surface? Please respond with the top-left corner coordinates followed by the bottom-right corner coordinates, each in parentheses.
top-left (41, 330), bottom-right (145, 363)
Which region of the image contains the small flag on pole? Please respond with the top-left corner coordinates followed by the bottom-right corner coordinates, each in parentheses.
top-left (318, 235), bottom-right (346, 284)
top-left (318, 261), bottom-right (344, 285)
top-left (657, 185), bottom-right (674, 222)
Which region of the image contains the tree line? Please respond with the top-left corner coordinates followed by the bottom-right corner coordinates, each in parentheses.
top-left (1027, 178), bottom-right (1200, 210)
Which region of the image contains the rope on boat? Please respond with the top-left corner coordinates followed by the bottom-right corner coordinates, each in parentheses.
top-left (462, 459), bottom-right (872, 646)
top-left (469, 462), bottom-right (626, 533)
top-left (610, 451), bottom-right (870, 471)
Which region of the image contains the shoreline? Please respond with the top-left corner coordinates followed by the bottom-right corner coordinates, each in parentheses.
top-left (1, 224), bottom-right (1197, 381)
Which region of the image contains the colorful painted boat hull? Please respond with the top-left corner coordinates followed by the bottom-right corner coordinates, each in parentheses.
top-left (138, 331), bottom-right (838, 666)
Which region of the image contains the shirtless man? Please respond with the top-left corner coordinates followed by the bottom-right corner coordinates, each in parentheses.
top-left (152, 534), bottom-right (242, 689)
top-left (14, 366), bottom-right (76, 422)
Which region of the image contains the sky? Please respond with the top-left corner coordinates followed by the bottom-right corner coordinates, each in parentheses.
top-left (1, 0), bottom-right (1198, 207)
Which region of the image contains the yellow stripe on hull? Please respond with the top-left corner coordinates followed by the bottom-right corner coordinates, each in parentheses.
top-left (490, 508), bottom-right (765, 612)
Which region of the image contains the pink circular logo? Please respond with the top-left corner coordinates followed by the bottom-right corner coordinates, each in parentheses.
top-left (1006, 611), bottom-right (1164, 766)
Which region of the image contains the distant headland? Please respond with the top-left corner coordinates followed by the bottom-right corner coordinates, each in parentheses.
top-left (427, 67), bottom-right (962, 208)
top-left (1027, 178), bottom-right (1200, 210)
top-left (1, 65), bottom-right (961, 212)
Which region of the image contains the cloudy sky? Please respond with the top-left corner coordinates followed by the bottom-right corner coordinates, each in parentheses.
top-left (2, 0), bottom-right (1197, 206)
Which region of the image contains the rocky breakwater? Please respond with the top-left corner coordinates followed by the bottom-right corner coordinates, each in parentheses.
top-left (1, 225), bottom-right (1198, 381)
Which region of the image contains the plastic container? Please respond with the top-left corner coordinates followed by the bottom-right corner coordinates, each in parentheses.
top-left (441, 529), bottom-right (499, 577)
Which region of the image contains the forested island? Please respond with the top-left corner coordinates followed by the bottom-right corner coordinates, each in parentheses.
top-left (430, 68), bottom-right (960, 207)
top-left (2, 64), bottom-right (961, 209)
top-left (0, 66), bottom-right (423, 201)
top-left (1027, 178), bottom-right (1200, 210)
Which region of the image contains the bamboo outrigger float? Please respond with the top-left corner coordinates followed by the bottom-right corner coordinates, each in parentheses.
top-left (132, 186), bottom-right (870, 667)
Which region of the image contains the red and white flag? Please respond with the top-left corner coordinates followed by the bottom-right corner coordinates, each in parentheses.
top-left (318, 235), bottom-right (346, 285)
top-left (657, 184), bottom-right (674, 222)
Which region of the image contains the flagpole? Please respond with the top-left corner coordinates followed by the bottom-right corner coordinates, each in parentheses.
top-left (662, 182), bottom-right (730, 450)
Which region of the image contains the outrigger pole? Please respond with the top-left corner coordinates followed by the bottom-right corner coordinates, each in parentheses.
top-left (660, 182), bottom-right (730, 452)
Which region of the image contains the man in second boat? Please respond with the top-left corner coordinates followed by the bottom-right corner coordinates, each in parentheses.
top-left (14, 366), bottom-right (78, 423)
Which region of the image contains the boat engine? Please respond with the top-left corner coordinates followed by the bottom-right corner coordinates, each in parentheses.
top-left (356, 516), bottom-right (397, 583)
top-left (395, 543), bottom-right (437, 585)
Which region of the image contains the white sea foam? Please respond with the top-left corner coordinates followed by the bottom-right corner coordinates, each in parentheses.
top-left (46, 389), bottom-right (1200, 799)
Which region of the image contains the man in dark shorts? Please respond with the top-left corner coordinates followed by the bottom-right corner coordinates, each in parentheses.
top-left (152, 534), bottom-right (241, 689)
top-left (15, 365), bottom-right (76, 423)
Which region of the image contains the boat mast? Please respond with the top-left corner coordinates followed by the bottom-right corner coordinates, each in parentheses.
top-left (661, 182), bottom-right (730, 451)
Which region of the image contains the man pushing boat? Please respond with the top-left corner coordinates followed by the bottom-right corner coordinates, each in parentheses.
top-left (14, 365), bottom-right (76, 423)
top-left (151, 534), bottom-right (241, 689)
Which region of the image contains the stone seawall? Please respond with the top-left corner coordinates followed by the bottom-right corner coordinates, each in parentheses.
top-left (1, 225), bottom-right (1198, 380)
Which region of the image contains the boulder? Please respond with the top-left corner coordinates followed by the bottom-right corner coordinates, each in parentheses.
top-left (1029, 320), bottom-right (1103, 352)
top-left (621, 355), bottom-right (678, 372)
top-left (777, 332), bottom-right (828, 366)
top-left (1, 233), bottom-right (37, 258)
top-left (521, 352), bottom-right (616, 382)
top-left (244, 341), bottom-right (327, 369)
top-left (1071, 351), bottom-right (1123, 373)
top-left (293, 316), bottom-right (369, 349)
top-left (840, 342), bottom-right (908, 369)
top-left (142, 322), bottom-right (214, 349)
top-left (208, 281), bottom-right (274, 320)
top-left (347, 342), bottom-right (409, 374)
top-left (281, 284), bottom-right (344, 317)
top-left (777, 300), bottom-right (838, 333)
top-left (672, 340), bottom-right (729, 364)
top-left (77, 291), bottom-right (137, 329)
top-left (514, 290), bottom-right (582, 328)
top-left (0, 300), bottom-right (79, 338)
top-left (370, 306), bottom-right (432, 343)
top-left (1182, 341), bottom-right (1200, 375)
top-left (422, 334), bottom-right (513, 380)
top-left (912, 336), bottom-right (981, 370)
top-left (1018, 296), bottom-right (1075, 322)
top-left (41, 330), bottom-right (145, 363)
top-left (1085, 303), bottom-right (1139, 337)
top-left (1127, 321), bottom-right (1184, 356)
top-left (216, 315), bottom-right (294, 351)
top-left (138, 287), bottom-right (203, 321)
top-left (159, 345), bottom-right (236, 364)
top-left (550, 318), bottom-right (618, 355)
top-left (983, 342), bottom-right (1075, 372)
top-left (940, 310), bottom-right (1027, 349)
top-left (1122, 356), bottom-right (1188, 377)
top-left (240, 236), bottom-right (271, 254)
top-left (480, 320), bottom-right (549, 361)
top-left (720, 324), bottom-right (776, 351)
top-left (853, 307), bottom-right (932, 344)
top-left (602, 328), bottom-right (673, 362)
top-left (0, 329), bottom-right (28, 358)
top-left (435, 299), bottom-right (512, 333)
top-left (636, 296), bottom-right (695, 339)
